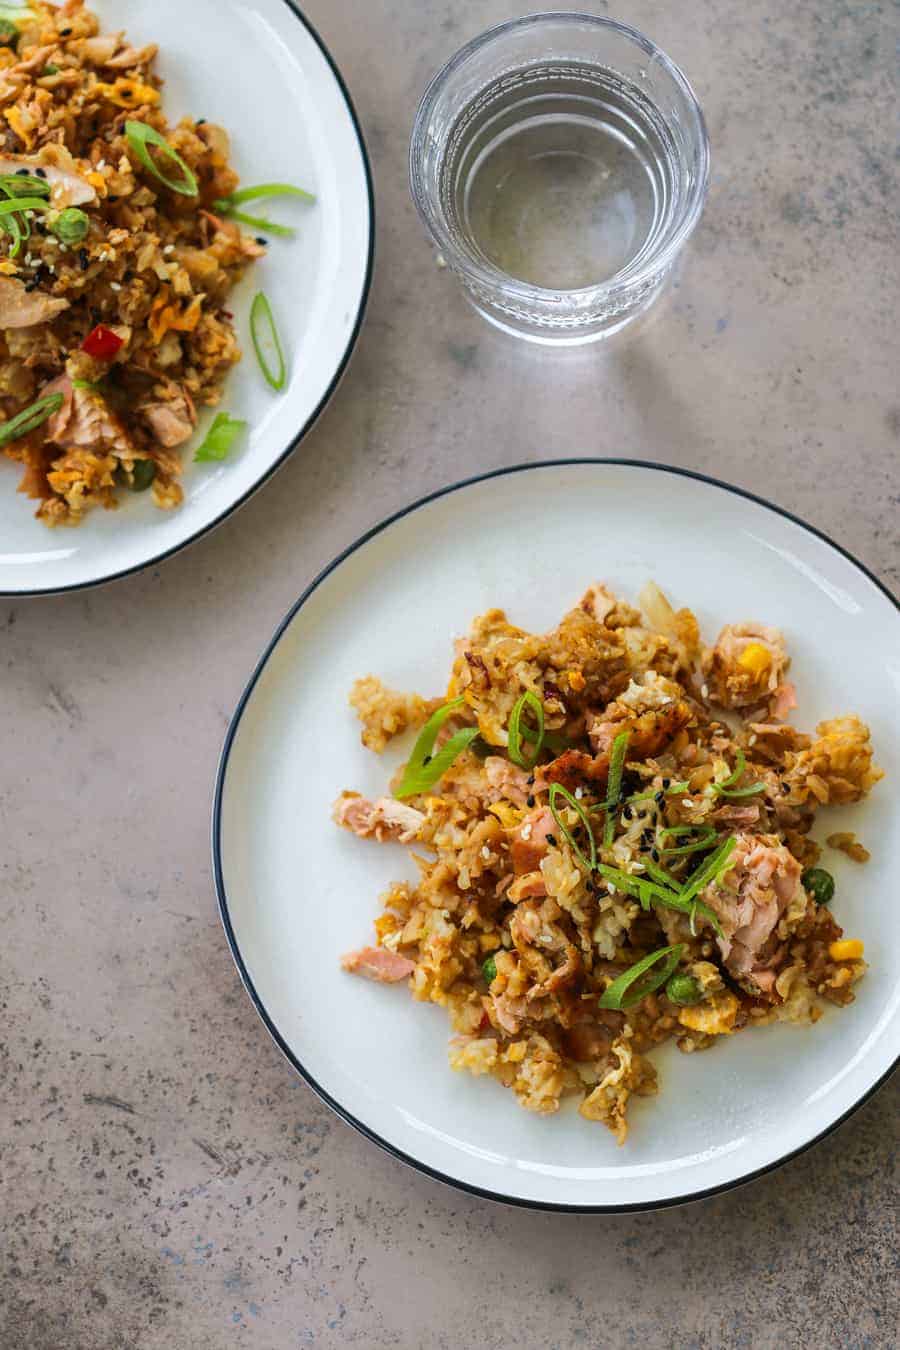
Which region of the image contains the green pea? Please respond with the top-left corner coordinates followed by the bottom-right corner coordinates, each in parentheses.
top-left (130, 459), bottom-right (156, 492)
top-left (802, 867), bottom-right (835, 906)
top-left (482, 955), bottom-right (497, 985)
top-left (665, 972), bottom-right (703, 1006)
top-left (50, 207), bottom-right (90, 246)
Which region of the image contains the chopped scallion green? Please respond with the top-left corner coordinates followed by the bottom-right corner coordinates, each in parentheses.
top-left (548, 782), bottom-right (597, 872)
top-left (249, 291), bottom-right (286, 392)
top-left (194, 411), bottom-right (247, 462)
top-left (507, 690), bottom-right (544, 770)
top-left (598, 944), bottom-right (685, 1011)
top-left (395, 697), bottom-right (479, 799)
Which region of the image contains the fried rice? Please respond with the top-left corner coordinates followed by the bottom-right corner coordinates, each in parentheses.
top-left (335, 581), bottom-right (883, 1143)
top-left (0, 0), bottom-right (265, 525)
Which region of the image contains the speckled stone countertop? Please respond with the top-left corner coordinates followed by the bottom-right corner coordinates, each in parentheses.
top-left (3, 1), bottom-right (898, 1347)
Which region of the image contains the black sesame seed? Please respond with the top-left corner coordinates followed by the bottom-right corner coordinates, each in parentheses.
top-left (35, 168), bottom-right (47, 179)
top-left (546, 833), bottom-right (558, 847)
top-left (654, 790), bottom-right (665, 804)
top-left (662, 778), bottom-right (671, 789)
top-left (526, 775), bottom-right (535, 786)
top-left (780, 782), bottom-right (789, 794)
top-left (255, 236), bottom-right (268, 246)
top-left (78, 248), bottom-right (89, 270)
top-left (60, 27), bottom-right (72, 36)
top-left (24, 280), bottom-right (39, 293)
top-left (526, 795), bottom-right (535, 808)
top-left (15, 168), bottom-right (28, 176)
top-left (422, 754), bottom-right (432, 766)
top-left (651, 849), bottom-right (660, 862)
top-left (196, 118), bottom-right (207, 126)
top-left (107, 195), bottom-right (119, 203)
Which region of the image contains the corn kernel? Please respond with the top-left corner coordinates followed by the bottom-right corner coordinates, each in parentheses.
top-left (829, 938), bottom-right (864, 962)
top-left (738, 642), bottom-right (772, 676)
top-left (567, 668), bottom-right (586, 692)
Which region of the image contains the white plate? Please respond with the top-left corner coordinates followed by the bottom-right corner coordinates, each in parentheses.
top-left (0, 0), bottom-right (373, 596)
top-left (214, 462), bottom-right (900, 1211)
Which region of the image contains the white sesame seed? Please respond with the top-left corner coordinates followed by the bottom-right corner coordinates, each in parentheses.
top-left (520, 823), bottom-right (533, 841)
top-left (163, 244), bottom-right (175, 255)
top-left (96, 159), bottom-right (107, 171)
top-left (481, 845), bottom-right (491, 861)
top-left (574, 787), bottom-right (584, 800)
top-left (701, 683), bottom-right (709, 699)
top-left (607, 882), bottom-right (616, 894)
top-left (748, 734), bottom-right (757, 746)
top-left (109, 281), bottom-right (121, 291)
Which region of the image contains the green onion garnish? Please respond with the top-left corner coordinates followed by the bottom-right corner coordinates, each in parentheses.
top-left (657, 824), bottom-right (718, 856)
top-left (395, 697), bottom-right (479, 799)
top-left (49, 206), bottom-right (89, 245)
top-left (0, 174), bottom-right (50, 198)
top-left (600, 730), bottom-right (630, 848)
top-left (598, 944), bottom-right (685, 1011)
top-left (213, 183), bottom-right (315, 236)
top-left (709, 749), bottom-right (764, 799)
top-left (125, 120), bottom-right (199, 197)
top-left (678, 835), bottom-right (737, 908)
top-left (596, 863), bottom-right (723, 936)
top-left (250, 290), bottom-right (286, 392)
top-left (642, 856), bottom-right (682, 892)
top-left (194, 411), bottom-right (247, 463)
top-left (71, 378), bottom-right (102, 392)
top-left (548, 782), bottom-right (597, 872)
top-left (218, 183), bottom-right (316, 207)
top-left (0, 392), bottom-right (63, 449)
top-left (0, 195), bottom-right (50, 216)
top-left (625, 779), bottom-right (689, 804)
top-left (507, 690), bottom-right (544, 770)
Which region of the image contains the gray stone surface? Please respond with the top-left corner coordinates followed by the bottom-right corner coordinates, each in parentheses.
top-left (2, 1), bottom-right (898, 1346)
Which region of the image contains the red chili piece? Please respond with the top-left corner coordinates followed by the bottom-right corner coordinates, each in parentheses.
top-left (81, 324), bottom-right (123, 359)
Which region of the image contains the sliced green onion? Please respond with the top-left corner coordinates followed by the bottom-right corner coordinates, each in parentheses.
top-left (596, 864), bottom-right (723, 936)
top-left (250, 290), bottom-right (286, 392)
top-left (711, 750), bottom-right (765, 799)
top-left (214, 207), bottom-right (294, 238)
top-left (642, 856), bottom-right (682, 892)
top-left (602, 730), bottom-right (630, 848)
top-left (49, 206), bottom-right (89, 245)
top-left (679, 835), bottom-right (738, 907)
top-left (0, 174), bottom-right (50, 198)
top-left (548, 782), bottom-right (597, 872)
top-left (193, 411), bottom-right (247, 463)
top-left (130, 459), bottom-right (156, 491)
top-left (598, 944), bottom-right (685, 1011)
top-left (125, 120), bottom-right (198, 197)
top-left (0, 195), bottom-right (50, 216)
top-left (657, 824), bottom-right (718, 857)
top-left (482, 955), bottom-right (497, 985)
top-left (395, 697), bottom-right (479, 799)
top-left (217, 182), bottom-right (316, 208)
top-left (507, 690), bottom-right (544, 770)
top-left (624, 780), bottom-right (688, 805)
top-left (71, 378), bottom-right (102, 392)
top-left (1, 210), bottom-right (23, 256)
top-left (0, 392), bottom-right (63, 448)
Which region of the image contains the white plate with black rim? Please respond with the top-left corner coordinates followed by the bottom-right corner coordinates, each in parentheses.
top-left (0, 0), bottom-right (373, 597)
top-left (214, 461), bottom-right (899, 1211)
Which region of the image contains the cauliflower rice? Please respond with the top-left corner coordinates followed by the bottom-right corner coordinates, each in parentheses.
top-left (335, 581), bottom-right (882, 1143)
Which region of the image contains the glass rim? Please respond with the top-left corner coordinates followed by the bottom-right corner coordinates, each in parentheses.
top-left (409, 10), bottom-right (711, 305)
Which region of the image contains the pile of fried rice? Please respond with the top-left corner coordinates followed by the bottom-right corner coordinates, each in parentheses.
top-left (0, 0), bottom-right (263, 524)
top-left (335, 582), bottom-right (882, 1142)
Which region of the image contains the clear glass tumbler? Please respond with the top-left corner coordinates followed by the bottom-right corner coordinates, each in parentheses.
top-left (409, 13), bottom-right (710, 345)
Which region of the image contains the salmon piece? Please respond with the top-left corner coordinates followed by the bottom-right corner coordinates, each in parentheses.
top-left (483, 756), bottom-right (532, 806)
top-left (700, 833), bottom-right (801, 992)
top-left (771, 682), bottom-right (797, 721)
top-left (0, 276), bottom-right (69, 329)
top-left (507, 871), bottom-right (548, 902)
top-left (139, 387), bottom-right (197, 448)
top-left (333, 792), bottom-right (424, 844)
top-left (510, 807), bottom-right (556, 875)
top-left (43, 374), bottom-right (132, 455)
top-left (340, 947), bottom-right (415, 983)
